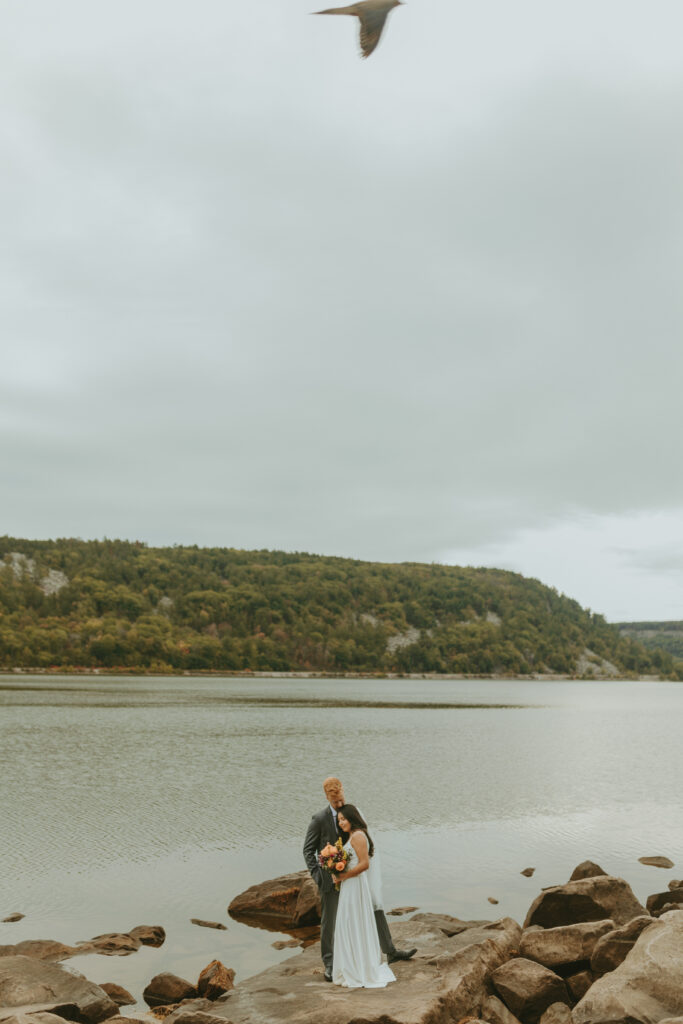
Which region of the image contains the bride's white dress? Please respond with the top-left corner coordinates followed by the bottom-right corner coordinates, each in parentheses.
top-left (332, 833), bottom-right (395, 989)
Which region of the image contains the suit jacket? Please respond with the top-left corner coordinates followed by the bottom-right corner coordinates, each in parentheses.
top-left (303, 805), bottom-right (349, 893)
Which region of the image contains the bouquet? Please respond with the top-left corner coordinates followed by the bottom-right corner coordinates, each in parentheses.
top-left (318, 838), bottom-right (350, 891)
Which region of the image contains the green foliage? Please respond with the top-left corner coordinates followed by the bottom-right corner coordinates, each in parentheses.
top-left (618, 621), bottom-right (683, 665)
top-left (0, 536), bottom-right (677, 678)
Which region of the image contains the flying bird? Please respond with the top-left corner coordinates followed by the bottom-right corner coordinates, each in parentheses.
top-left (313, 0), bottom-right (404, 58)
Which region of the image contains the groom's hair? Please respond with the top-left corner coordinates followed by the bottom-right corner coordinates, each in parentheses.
top-left (339, 804), bottom-right (374, 858)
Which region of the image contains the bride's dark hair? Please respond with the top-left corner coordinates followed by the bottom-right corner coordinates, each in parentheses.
top-left (339, 804), bottom-right (374, 857)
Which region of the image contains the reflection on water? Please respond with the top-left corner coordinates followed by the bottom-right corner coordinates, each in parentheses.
top-left (1, 675), bottom-right (681, 1011)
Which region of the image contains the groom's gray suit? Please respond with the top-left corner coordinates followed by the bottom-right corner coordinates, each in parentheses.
top-left (303, 805), bottom-right (398, 971)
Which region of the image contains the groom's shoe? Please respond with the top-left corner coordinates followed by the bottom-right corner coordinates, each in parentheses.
top-left (324, 968), bottom-right (333, 982)
top-left (388, 947), bottom-right (417, 964)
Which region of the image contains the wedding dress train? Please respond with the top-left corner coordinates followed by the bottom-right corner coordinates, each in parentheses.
top-left (332, 833), bottom-right (395, 989)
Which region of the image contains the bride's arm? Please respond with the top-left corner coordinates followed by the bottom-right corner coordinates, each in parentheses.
top-left (339, 832), bottom-right (370, 881)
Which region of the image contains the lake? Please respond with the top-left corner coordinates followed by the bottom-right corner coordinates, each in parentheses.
top-left (1, 674), bottom-right (681, 1012)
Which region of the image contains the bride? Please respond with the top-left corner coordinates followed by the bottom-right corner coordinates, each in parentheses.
top-left (333, 805), bottom-right (396, 989)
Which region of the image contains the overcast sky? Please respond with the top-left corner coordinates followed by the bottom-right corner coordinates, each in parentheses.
top-left (2, 0), bottom-right (683, 622)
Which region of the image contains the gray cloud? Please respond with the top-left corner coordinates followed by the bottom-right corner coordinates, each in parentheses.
top-left (2, 0), bottom-right (683, 608)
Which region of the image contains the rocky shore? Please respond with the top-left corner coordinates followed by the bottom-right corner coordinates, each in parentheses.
top-left (2, 861), bottom-right (683, 1024)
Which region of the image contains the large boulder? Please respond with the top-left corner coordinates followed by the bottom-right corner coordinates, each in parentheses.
top-left (646, 887), bottom-right (683, 916)
top-left (0, 956), bottom-right (118, 1023)
top-left (590, 916), bottom-right (655, 976)
top-left (143, 973), bottom-right (198, 1009)
top-left (98, 984), bottom-right (135, 1007)
top-left (480, 993), bottom-right (524, 1024)
top-left (519, 920), bottom-right (613, 969)
top-left (228, 871), bottom-right (320, 928)
top-left (569, 862), bottom-right (607, 882)
top-left (573, 910), bottom-right (683, 1024)
top-left (490, 958), bottom-right (570, 1024)
top-left (202, 914), bottom-right (521, 1024)
top-left (538, 1005), bottom-right (571, 1024)
top-left (524, 875), bottom-right (646, 929)
top-left (196, 962), bottom-right (234, 1001)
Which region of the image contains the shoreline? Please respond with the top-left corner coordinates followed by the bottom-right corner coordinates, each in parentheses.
top-left (0, 667), bottom-right (668, 681)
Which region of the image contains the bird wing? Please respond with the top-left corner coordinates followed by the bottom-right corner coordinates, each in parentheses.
top-left (357, 7), bottom-right (390, 58)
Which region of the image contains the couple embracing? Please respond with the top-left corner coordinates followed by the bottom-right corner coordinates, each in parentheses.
top-left (303, 776), bottom-right (416, 989)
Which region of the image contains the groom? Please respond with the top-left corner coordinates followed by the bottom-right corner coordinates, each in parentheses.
top-left (303, 775), bottom-right (416, 982)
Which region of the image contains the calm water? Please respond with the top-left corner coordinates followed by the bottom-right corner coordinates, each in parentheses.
top-left (1, 675), bottom-right (681, 1011)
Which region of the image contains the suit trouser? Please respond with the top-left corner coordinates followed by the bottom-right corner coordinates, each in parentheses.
top-left (320, 887), bottom-right (396, 968)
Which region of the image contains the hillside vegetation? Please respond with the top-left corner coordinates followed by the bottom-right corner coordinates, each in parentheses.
top-left (0, 537), bottom-right (678, 678)
top-left (618, 620), bottom-right (683, 661)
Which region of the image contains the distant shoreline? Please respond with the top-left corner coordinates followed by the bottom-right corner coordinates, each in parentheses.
top-left (1, 666), bottom-right (667, 681)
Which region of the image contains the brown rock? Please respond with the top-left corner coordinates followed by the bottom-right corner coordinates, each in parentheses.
top-left (172, 1014), bottom-right (230, 1024)
top-left (2, 914), bottom-right (25, 924)
top-left (488, 898), bottom-right (500, 905)
top-left (151, 999), bottom-right (213, 1024)
top-left (565, 969), bottom-right (593, 1001)
top-left (0, 941), bottom-right (77, 962)
top-left (0, 1005), bottom-right (80, 1022)
top-left (519, 920), bottom-right (613, 969)
top-left (80, 933), bottom-right (142, 956)
top-left (574, 910), bottom-right (683, 1023)
top-left (0, 956), bottom-right (118, 1022)
top-left (590, 915), bottom-right (655, 975)
top-left (143, 974), bottom-right (198, 1009)
top-left (646, 887), bottom-right (683, 915)
top-left (408, 912), bottom-right (491, 937)
top-left (128, 925), bottom-right (166, 947)
top-left (0, 1014), bottom-right (73, 1024)
top-left (491, 958), bottom-right (570, 1023)
top-left (653, 902), bottom-right (683, 918)
top-left (538, 1004), bottom-right (572, 1024)
top-left (99, 984), bottom-right (135, 1007)
top-left (668, 879), bottom-right (683, 890)
top-left (639, 855), bottom-right (674, 869)
top-left (228, 871), bottom-right (320, 928)
top-left (480, 993), bottom-right (524, 1024)
top-left (196, 961), bottom-right (234, 1000)
top-left (568, 861), bottom-right (607, 882)
top-left (521, 869), bottom-right (536, 878)
top-left (524, 875), bottom-right (646, 929)
top-left (387, 906), bottom-right (419, 915)
top-left (271, 940), bottom-right (299, 949)
top-left (190, 920), bottom-right (227, 930)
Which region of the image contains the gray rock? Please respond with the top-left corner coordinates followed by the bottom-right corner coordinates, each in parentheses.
top-left (0, 956), bottom-right (117, 1023)
top-left (646, 888), bottom-right (683, 915)
top-left (638, 856), bottom-right (674, 869)
top-left (573, 910), bottom-right (683, 1024)
top-left (143, 973), bottom-right (198, 1008)
top-left (538, 1004), bottom-right (572, 1024)
top-left (519, 920), bottom-right (613, 968)
top-left (524, 875), bottom-right (646, 929)
top-left (491, 958), bottom-right (569, 1024)
top-left (568, 862), bottom-right (607, 881)
top-left (590, 916), bottom-right (655, 976)
top-left (202, 914), bottom-right (521, 1024)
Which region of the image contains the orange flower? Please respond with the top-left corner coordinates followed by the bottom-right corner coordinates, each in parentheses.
top-left (321, 844), bottom-right (336, 858)
top-left (327, 859), bottom-right (334, 868)
top-left (335, 862), bottom-right (346, 871)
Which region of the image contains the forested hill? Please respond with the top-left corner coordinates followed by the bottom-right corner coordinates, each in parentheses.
top-left (617, 620), bottom-right (683, 661)
top-left (0, 537), bottom-right (678, 678)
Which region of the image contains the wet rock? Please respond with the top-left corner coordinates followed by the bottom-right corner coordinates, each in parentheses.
top-left (143, 974), bottom-right (198, 1009)
top-left (565, 969), bottom-right (593, 1001)
top-left (519, 920), bottom-right (613, 969)
top-left (99, 984), bottom-right (135, 1007)
top-left (568, 862), bottom-right (607, 882)
top-left (190, 920), bottom-right (226, 931)
top-left (524, 875), bottom-right (646, 929)
top-left (227, 871), bottom-right (320, 928)
top-left (387, 906), bottom-right (419, 915)
top-left (491, 958), bottom-right (570, 1023)
top-left (128, 925), bottom-right (166, 947)
top-left (668, 879), bottom-right (683, 891)
top-left (2, 914), bottom-right (25, 924)
top-left (488, 898), bottom-right (500, 905)
top-left (639, 855), bottom-right (674, 869)
top-left (271, 939), bottom-right (299, 949)
top-left (538, 1004), bottom-right (571, 1024)
top-left (201, 914), bottom-right (521, 1024)
top-left (521, 869), bottom-right (536, 878)
top-left (79, 933), bottom-right (142, 956)
top-left (0, 1013), bottom-right (73, 1024)
top-left (408, 912), bottom-right (491, 937)
top-left (573, 910), bottom-right (683, 1023)
top-left (590, 915), bottom-right (655, 976)
top-left (196, 961), bottom-right (234, 1000)
top-left (0, 955), bottom-right (118, 1022)
top-left (646, 887), bottom-right (683, 915)
top-left (0, 941), bottom-right (77, 962)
